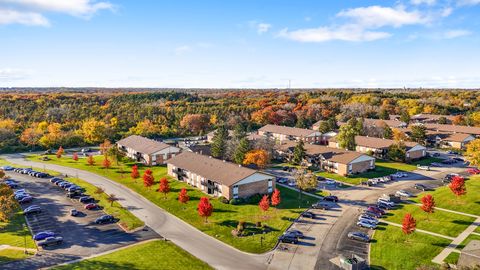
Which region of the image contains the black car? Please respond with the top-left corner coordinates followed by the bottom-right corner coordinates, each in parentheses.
top-left (347, 231), bottom-right (370, 242)
top-left (414, 183), bottom-right (428, 191)
top-left (453, 157), bottom-right (464, 162)
top-left (442, 159), bottom-right (455, 165)
top-left (79, 196), bottom-right (94, 203)
top-left (50, 178), bottom-right (63, 184)
top-left (323, 195), bottom-right (339, 202)
top-left (284, 229), bottom-right (304, 239)
top-left (67, 191), bottom-right (83, 198)
top-left (6, 182), bottom-right (18, 188)
top-left (282, 166), bottom-right (290, 171)
top-left (377, 202), bottom-right (393, 210)
top-left (95, 215), bottom-right (115, 224)
top-left (279, 234), bottom-right (298, 244)
top-left (312, 202), bottom-right (330, 210)
top-left (301, 211), bottom-right (316, 219)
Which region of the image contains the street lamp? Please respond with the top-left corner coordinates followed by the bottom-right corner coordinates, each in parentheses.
top-left (22, 223), bottom-right (27, 254)
top-left (260, 232), bottom-right (266, 247)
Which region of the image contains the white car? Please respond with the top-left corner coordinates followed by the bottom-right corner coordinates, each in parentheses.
top-left (358, 215), bottom-right (379, 224)
top-left (396, 190), bottom-right (412, 197)
top-left (417, 165), bottom-right (430, 171)
top-left (377, 198), bottom-right (395, 207)
top-left (288, 182), bottom-right (296, 187)
top-left (325, 179), bottom-right (336, 185)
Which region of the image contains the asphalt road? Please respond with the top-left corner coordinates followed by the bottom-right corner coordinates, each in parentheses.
top-left (4, 154), bottom-right (269, 270)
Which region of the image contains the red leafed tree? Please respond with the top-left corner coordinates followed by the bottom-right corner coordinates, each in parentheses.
top-left (56, 146), bottom-right (64, 158)
top-left (420, 194), bottom-right (435, 220)
top-left (271, 189), bottom-right (281, 208)
top-left (131, 165), bottom-right (140, 181)
top-left (402, 213), bottom-right (416, 236)
top-left (102, 157), bottom-right (111, 169)
top-left (259, 195), bottom-right (270, 212)
top-left (449, 176), bottom-right (466, 199)
top-left (198, 197), bottom-right (213, 223)
top-left (87, 155), bottom-right (95, 166)
top-left (143, 169), bottom-right (154, 190)
top-left (178, 188), bottom-right (190, 206)
top-left (157, 177), bottom-right (170, 199)
top-left (72, 152), bottom-right (79, 162)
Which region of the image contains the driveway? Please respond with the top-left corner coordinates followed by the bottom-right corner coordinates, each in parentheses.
top-left (3, 154), bottom-right (268, 270)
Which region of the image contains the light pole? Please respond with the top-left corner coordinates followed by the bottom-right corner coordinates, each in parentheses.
top-left (22, 223), bottom-right (27, 254)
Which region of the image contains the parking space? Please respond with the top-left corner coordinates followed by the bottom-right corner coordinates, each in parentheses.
top-left (2, 169), bottom-right (159, 270)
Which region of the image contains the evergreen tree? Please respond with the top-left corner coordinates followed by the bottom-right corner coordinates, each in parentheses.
top-left (388, 142), bottom-right (406, 162)
top-left (400, 111), bottom-right (411, 123)
top-left (233, 123), bottom-right (246, 140)
top-left (211, 125), bottom-right (228, 158)
top-left (295, 117), bottom-right (306, 128)
top-left (233, 137), bottom-right (251, 164)
top-left (379, 109), bottom-right (389, 120)
top-left (410, 125), bottom-right (427, 144)
top-left (292, 140), bottom-right (306, 165)
top-left (383, 126), bottom-right (393, 139)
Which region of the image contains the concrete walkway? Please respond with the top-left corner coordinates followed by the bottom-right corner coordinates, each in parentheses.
top-left (3, 154), bottom-right (268, 270)
top-left (379, 220), bottom-right (456, 240)
top-left (431, 216), bottom-right (480, 264)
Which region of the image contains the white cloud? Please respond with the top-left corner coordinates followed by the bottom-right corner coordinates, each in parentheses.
top-left (278, 24), bottom-right (391, 42)
top-left (337, 5), bottom-right (430, 28)
top-left (174, 45), bottom-right (192, 55)
top-left (441, 7), bottom-right (453, 17)
top-left (0, 0), bottom-right (113, 26)
top-left (411, 0), bottom-right (436, 5)
top-left (0, 68), bottom-right (31, 81)
top-left (256, 23), bottom-right (272, 34)
top-left (442, 29), bottom-right (471, 39)
top-left (457, 0), bottom-right (480, 5)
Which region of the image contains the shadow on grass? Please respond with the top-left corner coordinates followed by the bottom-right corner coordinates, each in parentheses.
top-left (452, 219), bottom-right (475, 226)
top-left (55, 260), bottom-right (138, 270)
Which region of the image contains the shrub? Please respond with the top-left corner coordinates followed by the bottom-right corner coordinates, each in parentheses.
top-left (256, 221), bottom-right (262, 227)
top-left (229, 198), bottom-right (245, 205)
top-left (219, 196), bottom-right (229, 204)
top-left (246, 193), bottom-right (262, 204)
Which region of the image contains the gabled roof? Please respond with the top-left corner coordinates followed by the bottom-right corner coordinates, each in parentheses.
top-left (167, 152), bottom-right (270, 186)
top-left (424, 124), bottom-right (480, 136)
top-left (444, 133), bottom-right (475, 142)
top-left (258, 124), bottom-right (318, 137)
top-left (354, 136), bottom-right (419, 150)
top-left (412, 114), bottom-right (456, 122)
top-left (363, 118), bottom-right (407, 128)
top-left (117, 135), bottom-right (172, 155)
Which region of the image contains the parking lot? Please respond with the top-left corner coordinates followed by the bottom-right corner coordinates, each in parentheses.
top-left (2, 169), bottom-right (159, 270)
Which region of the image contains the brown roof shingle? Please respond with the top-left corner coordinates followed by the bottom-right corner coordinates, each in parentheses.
top-left (424, 124), bottom-right (480, 136)
top-left (354, 136), bottom-right (419, 150)
top-left (167, 152), bottom-right (270, 186)
top-left (259, 124), bottom-right (318, 137)
top-left (117, 135), bottom-right (171, 155)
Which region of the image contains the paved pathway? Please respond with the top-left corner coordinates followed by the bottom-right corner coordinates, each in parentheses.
top-left (4, 154), bottom-right (268, 270)
top-left (431, 216), bottom-right (480, 264)
top-left (379, 220), bottom-right (456, 240)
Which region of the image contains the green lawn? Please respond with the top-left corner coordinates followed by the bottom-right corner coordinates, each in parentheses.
top-left (412, 175), bottom-right (480, 216)
top-left (1, 158), bottom-right (143, 231)
top-left (0, 249), bottom-right (31, 264)
top-left (0, 211), bottom-right (35, 249)
top-left (53, 240), bottom-right (212, 270)
top-left (315, 158), bottom-right (440, 185)
top-left (475, 226), bottom-right (480, 234)
top-left (383, 203), bottom-right (475, 238)
top-left (25, 155), bottom-right (318, 253)
top-left (444, 252), bottom-right (460, 265)
top-left (370, 223), bottom-right (451, 270)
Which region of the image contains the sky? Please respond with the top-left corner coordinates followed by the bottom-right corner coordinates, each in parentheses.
top-left (1, 0), bottom-right (480, 88)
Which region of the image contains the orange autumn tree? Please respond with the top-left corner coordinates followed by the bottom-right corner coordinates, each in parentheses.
top-left (420, 194), bottom-right (435, 220)
top-left (157, 177), bottom-right (170, 199)
top-left (131, 165), bottom-right (140, 181)
top-left (402, 213), bottom-right (416, 238)
top-left (449, 176), bottom-right (466, 200)
top-left (102, 156), bottom-right (111, 169)
top-left (198, 197), bottom-right (213, 223)
top-left (271, 188), bottom-right (281, 209)
top-left (259, 195), bottom-right (270, 219)
top-left (143, 169), bottom-right (154, 190)
top-left (72, 152), bottom-right (79, 162)
top-left (243, 149), bottom-right (269, 169)
top-left (87, 155), bottom-right (95, 165)
top-left (178, 188), bottom-right (190, 208)
top-left (56, 146), bottom-right (64, 158)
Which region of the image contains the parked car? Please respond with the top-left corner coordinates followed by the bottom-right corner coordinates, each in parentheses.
top-left (347, 231), bottom-right (370, 242)
top-left (367, 206), bottom-right (385, 215)
top-left (325, 179), bottom-right (336, 185)
top-left (14, 189), bottom-right (27, 195)
top-left (50, 178), bottom-right (63, 184)
top-left (84, 203), bottom-right (98, 210)
top-left (467, 168), bottom-right (480, 175)
top-left (70, 209), bottom-right (79, 216)
top-left (359, 216), bottom-right (379, 224)
top-left (432, 153), bottom-right (441, 157)
top-left (395, 190), bottom-right (413, 197)
top-left (447, 150), bottom-right (459, 155)
top-left (284, 229), bottom-right (304, 239)
top-left (279, 234), bottom-right (298, 244)
top-left (33, 231), bottom-right (56, 241)
top-left (357, 220), bottom-right (377, 229)
top-left (312, 202), bottom-right (330, 210)
top-left (323, 195), bottom-right (339, 202)
top-left (276, 178), bottom-right (288, 184)
top-left (1, 166), bottom-right (14, 171)
top-left (363, 210), bottom-right (382, 218)
top-left (95, 215), bottom-right (115, 224)
top-left (15, 193), bottom-right (30, 200)
top-left (282, 166), bottom-right (290, 171)
top-left (67, 186), bottom-right (82, 192)
top-left (79, 196), bottom-right (94, 203)
top-left (37, 236), bottom-right (63, 247)
top-left (301, 211), bottom-right (316, 219)
top-left (287, 182), bottom-right (296, 187)
top-left (414, 183), bottom-right (428, 191)
top-left (417, 165), bottom-right (430, 171)
top-left (430, 162), bottom-right (443, 167)
top-left (377, 198), bottom-right (395, 207)
top-left (18, 196), bottom-right (33, 204)
top-left (23, 205), bottom-right (42, 215)
top-left (377, 201), bottom-right (394, 210)
top-left (5, 182), bottom-right (18, 188)
top-left (67, 191), bottom-right (83, 198)
top-left (442, 159), bottom-right (456, 165)
top-left (453, 157), bottom-right (464, 162)
top-left (391, 172), bottom-right (407, 178)
top-left (316, 176), bottom-right (326, 181)
top-left (359, 214), bottom-right (379, 223)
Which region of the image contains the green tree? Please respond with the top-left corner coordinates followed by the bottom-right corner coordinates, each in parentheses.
top-left (292, 140), bottom-right (306, 165)
top-left (438, 116), bottom-right (447, 124)
top-left (233, 137), bottom-right (251, 164)
top-left (295, 117), bottom-right (306, 128)
top-left (211, 126), bottom-right (228, 159)
top-left (294, 166), bottom-right (317, 204)
top-left (383, 125), bottom-right (393, 139)
top-left (410, 125), bottom-right (427, 144)
top-left (379, 109), bottom-right (389, 120)
top-left (388, 142), bottom-right (406, 162)
top-left (337, 124), bottom-right (358, 151)
top-left (400, 111), bottom-right (411, 124)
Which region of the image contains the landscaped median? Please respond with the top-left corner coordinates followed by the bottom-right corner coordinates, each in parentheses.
top-left (0, 210), bottom-right (36, 264)
top-left (0, 158), bottom-right (144, 231)
top-left (25, 154), bottom-right (318, 253)
top-left (53, 239), bottom-right (212, 270)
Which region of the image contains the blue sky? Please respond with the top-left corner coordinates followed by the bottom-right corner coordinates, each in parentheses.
top-left (0, 0), bottom-right (479, 88)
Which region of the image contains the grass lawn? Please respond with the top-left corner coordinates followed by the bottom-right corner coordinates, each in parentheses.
top-left (25, 155), bottom-right (318, 253)
top-left (0, 249), bottom-right (31, 264)
top-left (1, 159), bottom-right (143, 231)
top-left (0, 211), bottom-right (35, 249)
top-left (383, 203), bottom-right (475, 238)
top-left (370, 223), bottom-right (451, 270)
top-left (475, 226), bottom-right (480, 234)
top-left (457, 233), bottom-right (480, 249)
top-left (444, 252), bottom-right (460, 265)
top-left (412, 175), bottom-right (480, 216)
top-left (53, 240), bottom-right (212, 270)
top-left (315, 158), bottom-right (440, 186)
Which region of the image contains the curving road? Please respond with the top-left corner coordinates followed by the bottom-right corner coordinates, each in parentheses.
top-left (3, 154), bottom-right (269, 270)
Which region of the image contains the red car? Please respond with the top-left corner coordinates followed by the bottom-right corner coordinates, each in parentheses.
top-left (367, 206), bottom-right (385, 216)
top-left (467, 168), bottom-right (480, 175)
top-left (84, 203), bottom-right (98, 210)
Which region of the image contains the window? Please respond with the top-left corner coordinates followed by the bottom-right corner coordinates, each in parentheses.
top-left (233, 185), bottom-right (239, 198)
top-left (268, 180), bottom-right (272, 187)
top-left (268, 187), bottom-right (273, 193)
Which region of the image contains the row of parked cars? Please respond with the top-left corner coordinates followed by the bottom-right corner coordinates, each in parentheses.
top-left (13, 167), bottom-right (50, 178)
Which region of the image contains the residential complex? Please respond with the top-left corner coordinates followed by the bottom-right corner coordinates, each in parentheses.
top-left (117, 135), bottom-right (181, 166)
top-left (257, 124), bottom-right (323, 144)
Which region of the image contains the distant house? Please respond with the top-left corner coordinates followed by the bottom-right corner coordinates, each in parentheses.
top-left (258, 124), bottom-right (323, 144)
top-left (411, 114), bottom-right (457, 124)
top-left (275, 141), bottom-right (375, 176)
top-left (311, 120), bottom-right (324, 131)
top-left (427, 132), bottom-right (475, 149)
top-left (117, 135), bottom-right (181, 166)
top-left (424, 123), bottom-right (480, 137)
top-left (458, 240), bottom-right (480, 268)
top-left (329, 136), bottom-right (426, 161)
top-left (363, 118), bottom-right (407, 129)
top-left (206, 130), bottom-right (234, 143)
top-left (167, 152), bottom-right (275, 200)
